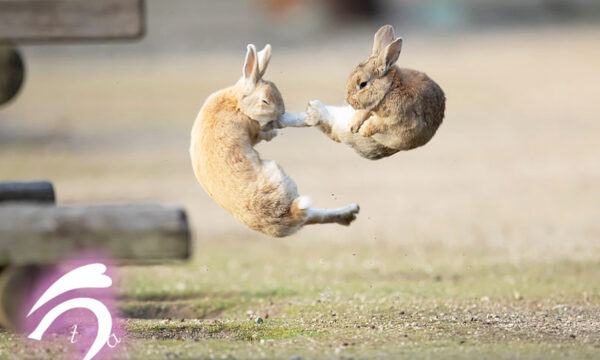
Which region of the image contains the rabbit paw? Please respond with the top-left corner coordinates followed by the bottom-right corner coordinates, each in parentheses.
top-left (358, 119), bottom-right (377, 137)
top-left (306, 100), bottom-right (328, 126)
top-left (349, 116), bottom-right (366, 134)
top-left (259, 129), bottom-right (278, 142)
top-left (337, 203), bottom-right (360, 226)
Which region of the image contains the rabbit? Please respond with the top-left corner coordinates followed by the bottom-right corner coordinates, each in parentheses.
top-left (190, 44), bottom-right (359, 237)
top-left (306, 25), bottom-right (446, 160)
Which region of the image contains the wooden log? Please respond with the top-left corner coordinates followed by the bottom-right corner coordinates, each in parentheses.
top-left (0, 0), bottom-right (144, 42)
top-left (0, 204), bottom-right (191, 265)
top-left (0, 181), bottom-right (55, 204)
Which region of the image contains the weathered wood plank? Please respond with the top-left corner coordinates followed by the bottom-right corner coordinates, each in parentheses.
top-left (0, 181), bottom-right (55, 204)
top-left (0, 204), bottom-right (191, 265)
top-left (0, 0), bottom-right (144, 42)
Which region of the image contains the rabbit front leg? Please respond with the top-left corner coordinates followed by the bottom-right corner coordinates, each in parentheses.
top-left (349, 110), bottom-right (372, 134)
top-left (358, 114), bottom-right (385, 137)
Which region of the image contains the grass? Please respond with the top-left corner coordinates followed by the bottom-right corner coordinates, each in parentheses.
top-left (110, 243), bottom-right (600, 358)
top-left (2, 239), bottom-right (598, 359)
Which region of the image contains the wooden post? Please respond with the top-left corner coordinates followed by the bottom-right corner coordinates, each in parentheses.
top-left (0, 204), bottom-right (191, 265)
top-left (0, 181), bottom-right (55, 204)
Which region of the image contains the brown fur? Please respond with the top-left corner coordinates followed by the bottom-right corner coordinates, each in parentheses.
top-left (190, 86), bottom-right (307, 237)
top-left (313, 25), bottom-right (445, 160)
top-left (190, 45), bottom-right (359, 237)
top-left (316, 122), bottom-right (341, 143)
top-left (347, 64), bottom-right (446, 151)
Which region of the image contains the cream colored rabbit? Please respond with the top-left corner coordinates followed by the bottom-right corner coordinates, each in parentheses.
top-left (307, 25), bottom-right (446, 160)
top-left (190, 44), bottom-right (359, 237)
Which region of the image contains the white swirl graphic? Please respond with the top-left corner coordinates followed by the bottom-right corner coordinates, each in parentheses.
top-left (26, 263), bottom-right (115, 360)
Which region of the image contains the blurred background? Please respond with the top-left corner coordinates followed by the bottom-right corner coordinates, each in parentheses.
top-left (2, 3), bottom-right (600, 357)
top-left (1, 0), bottom-right (599, 259)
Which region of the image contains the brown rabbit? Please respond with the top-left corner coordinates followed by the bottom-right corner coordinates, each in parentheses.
top-left (307, 25), bottom-right (445, 160)
top-left (190, 44), bottom-right (359, 237)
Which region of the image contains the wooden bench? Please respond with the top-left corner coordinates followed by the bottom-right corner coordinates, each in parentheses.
top-left (0, 182), bottom-right (189, 264)
top-left (0, 0), bottom-right (145, 106)
top-left (0, 181), bottom-right (191, 329)
top-left (0, 0), bottom-right (144, 42)
top-left (0, 1), bottom-right (193, 330)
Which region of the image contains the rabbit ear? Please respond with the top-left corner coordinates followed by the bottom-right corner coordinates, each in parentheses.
top-left (372, 25), bottom-right (395, 55)
top-left (376, 38), bottom-right (402, 76)
top-left (257, 44), bottom-right (272, 78)
top-left (243, 44), bottom-right (260, 93)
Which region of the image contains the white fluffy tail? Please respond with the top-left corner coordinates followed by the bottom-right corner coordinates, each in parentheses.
top-left (295, 196), bottom-right (311, 210)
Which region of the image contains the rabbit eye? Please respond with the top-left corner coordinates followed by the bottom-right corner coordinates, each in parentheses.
top-left (262, 99), bottom-right (270, 105)
top-left (359, 81), bottom-right (368, 89)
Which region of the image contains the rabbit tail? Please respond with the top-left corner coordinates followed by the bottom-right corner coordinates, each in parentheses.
top-left (290, 195), bottom-right (311, 224)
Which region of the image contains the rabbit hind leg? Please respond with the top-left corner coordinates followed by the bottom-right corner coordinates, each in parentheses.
top-left (307, 101), bottom-right (354, 142)
top-left (305, 203), bottom-right (360, 226)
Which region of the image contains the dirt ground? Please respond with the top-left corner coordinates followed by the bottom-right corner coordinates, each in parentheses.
top-left (0, 25), bottom-right (599, 359)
